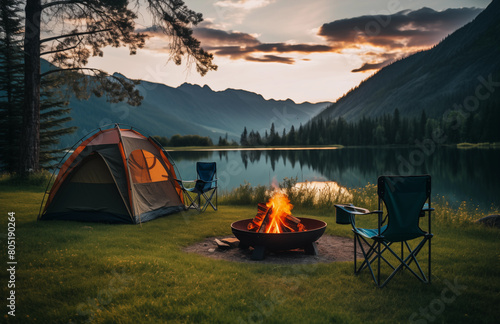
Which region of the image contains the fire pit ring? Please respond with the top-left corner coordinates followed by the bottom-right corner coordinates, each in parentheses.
top-left (231, 218), bottom-right (327, 260)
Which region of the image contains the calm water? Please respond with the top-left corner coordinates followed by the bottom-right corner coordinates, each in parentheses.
top-left (168, 147), bottom-right (500, 210)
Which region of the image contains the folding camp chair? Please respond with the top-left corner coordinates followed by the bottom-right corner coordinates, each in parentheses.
top-left (335, 175), bottom-right (434, 288)
top-left (176, 162), bottom-right (218, 212)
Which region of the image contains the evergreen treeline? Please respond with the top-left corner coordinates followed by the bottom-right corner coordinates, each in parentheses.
top-left (241, 102), bottom-right (500, 147)
top-left (152, 134), bottom-right (214, 147)
top-left (217, 133), bottom-right (238, 146)
top-left (0, 0), bottom-right (75, 172)
top-left (153, 133), bottom-right (238, 147)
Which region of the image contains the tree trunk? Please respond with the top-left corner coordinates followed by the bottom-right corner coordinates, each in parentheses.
top-left (19, 0), bottom-right (41, 174)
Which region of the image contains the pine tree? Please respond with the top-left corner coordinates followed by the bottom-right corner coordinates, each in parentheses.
top-left (287, 125), bottom-right (296, 146)
top-left (240, 127), bottom-right (248, 146)
top-left (0, 0), bottom-right (24, 172)
top-left (39, 75), bottom-right (77, 167)
top-left (20, 0), bottom-right (217, 173)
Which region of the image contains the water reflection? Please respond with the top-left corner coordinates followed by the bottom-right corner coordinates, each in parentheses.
top-left (169, 147), bottom-right (500, 209)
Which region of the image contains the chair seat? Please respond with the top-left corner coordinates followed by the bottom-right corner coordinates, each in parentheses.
top-left (353, 225), bottom-right (387, 239)
top-left (353, 225), bottom-right (427, 242)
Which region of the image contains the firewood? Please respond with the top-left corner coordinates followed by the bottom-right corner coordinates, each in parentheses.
top-left (221, 237), bottom-right (240, 247)
top-left (248, 203), bottom-right (271, 230)
top-left (258, 206), bottom-right (273, 233)
top-left (215, 238), bottom-right (230, 249)
top-left (285, 214), bottom-right (301, 224)
top-left (257, 202), bottom-right (267, 214)
top-left (280, 213), bottom-right (307, 232)
top-left (280, 217), bottom-right (299, 232)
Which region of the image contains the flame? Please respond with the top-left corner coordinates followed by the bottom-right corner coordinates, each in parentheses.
top-left (265, 192), bottom-right (293, 233)
top-left (247, 191), bottom-right (306, 234)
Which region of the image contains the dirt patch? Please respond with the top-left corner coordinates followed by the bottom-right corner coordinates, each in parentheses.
top-left (183, 234), bottom-right (365, 264)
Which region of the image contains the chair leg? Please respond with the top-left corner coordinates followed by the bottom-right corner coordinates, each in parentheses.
top-left (352, 236), bottom-right (432, 288)
top-left (354, 234), bottom-right (380, 286)
top-left (200, 189), bottom-right (217, 212)
top-left (428, 236), bottom-right (432, 284)
top-left (182, 190), bottom-right (199, 210)
top-left (377, 241), bottom-right (381, 287)
top-left (378, 237), bottom-right (430, 287)
top-left (401, 242), bottom-right (404, 262)
top-left (354, 233), bottom-right (357, 274)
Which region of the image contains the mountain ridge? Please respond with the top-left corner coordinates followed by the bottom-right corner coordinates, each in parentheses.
top-left (52, 65), bottom-right (330, 147)
top-left (316, 0), bottom-right (500, 122)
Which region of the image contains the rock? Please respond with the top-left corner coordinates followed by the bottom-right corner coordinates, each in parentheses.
top-left (476, 215), bottom-right (500, 228)
top-left (208, 248), bottom-right (216, 253)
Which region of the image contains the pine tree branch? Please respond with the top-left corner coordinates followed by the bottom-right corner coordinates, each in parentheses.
top-left (40, 29), bottom-right (111, 44)
top-left (40, 36), bottom-right (84, 56)
top-left (41, 0), bottom-right (82, 10)
top-left (40, 66), bottom-right (102, 78)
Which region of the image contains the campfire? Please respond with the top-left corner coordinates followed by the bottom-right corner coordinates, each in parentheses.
top-left (247, 192), bottom-right (306, 233)
top-left (231, 190), bottom-right (327, 260)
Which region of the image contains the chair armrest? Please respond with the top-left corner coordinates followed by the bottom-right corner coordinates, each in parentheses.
top-left (196, 179), bottom-right (218, 185)
top-left (175, 179), bottom-right (195, 190)
top-left (176, 179), bottom-right (196, 183)
top-left (419, 203), bottom-right (435, 217)
top-left (421, 203), bottom-right (435, 212)
top-left (334, 204), bottom-right (381, 225)
top-left (334, 204), bottom-right (378, 215)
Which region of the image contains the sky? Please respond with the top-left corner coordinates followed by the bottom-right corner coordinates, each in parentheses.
top-left (86, 0), bottom-right (490, 103)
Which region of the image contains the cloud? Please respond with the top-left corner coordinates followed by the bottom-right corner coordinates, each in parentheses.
top-left (214, 0), bottom-right (273, 10)
top-left (192, 27), bottom-right (332, 64)
top-left (213, 0), bottom-right (275, 25)
top-left (140, 7), bottom-right (482, 70)
top-left (193, 27), bottom-right (260, 47)
top-left (245, 54), bottom-right (295, 64)
top-left (318, 7), bottom-right (482, 72)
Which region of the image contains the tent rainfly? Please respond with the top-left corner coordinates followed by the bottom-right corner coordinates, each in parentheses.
top-left (40, 125), bottom-right (185, 224)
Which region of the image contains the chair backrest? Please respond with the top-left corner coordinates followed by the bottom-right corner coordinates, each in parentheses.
top-left (378, 175), bottom-right (431, 242)
top-left (195, 162), bottom-right (217, 192)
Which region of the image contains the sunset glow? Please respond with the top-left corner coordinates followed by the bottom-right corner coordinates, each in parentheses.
top-left (84, 0), bottom-right (487, 103)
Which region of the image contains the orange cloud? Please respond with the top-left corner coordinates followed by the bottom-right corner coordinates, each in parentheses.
top-left (192, 26), bottom-right (332, 64)
top-left (318, 7), bottom-right (482, 72)
top-left (139, 7), bottom-right (482, 69)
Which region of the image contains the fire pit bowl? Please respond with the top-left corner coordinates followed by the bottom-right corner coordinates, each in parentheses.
top-left (231, 217), bottom-right (327, 260)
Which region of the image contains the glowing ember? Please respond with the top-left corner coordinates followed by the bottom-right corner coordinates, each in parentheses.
top-left (247, 192), bottom-right (306, 233)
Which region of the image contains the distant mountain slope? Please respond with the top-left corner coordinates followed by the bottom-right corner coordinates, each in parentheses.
top-left (57, 70), bottom-right (329, 147)
top-left (316, 0), bottom-right (500, 122)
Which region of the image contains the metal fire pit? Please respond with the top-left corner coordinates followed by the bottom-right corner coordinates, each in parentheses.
top-left (231, 217), bottom-right (327, 260)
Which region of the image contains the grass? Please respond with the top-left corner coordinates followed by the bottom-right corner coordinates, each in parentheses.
top-left (0, 177), bottom-right (499, 323)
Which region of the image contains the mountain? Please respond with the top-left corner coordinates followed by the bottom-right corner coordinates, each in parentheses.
top-left (316, 0), bottom-right (500, 122)
top-left (54, 66), bottom-right (330, 147)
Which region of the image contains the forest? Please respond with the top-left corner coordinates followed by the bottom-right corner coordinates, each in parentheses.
top-left (240, 98), bottom-right (500, 147)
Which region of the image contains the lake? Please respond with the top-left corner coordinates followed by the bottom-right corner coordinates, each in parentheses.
top-left (168, 147), bottom-right (500, 210)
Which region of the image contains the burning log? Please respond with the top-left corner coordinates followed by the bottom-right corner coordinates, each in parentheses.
top-left (247, 192), bottom-right (306, 233)
top-left (247, 203), bottom-right (272, 231)
top-left (281, 214), bottom-right (303, 232)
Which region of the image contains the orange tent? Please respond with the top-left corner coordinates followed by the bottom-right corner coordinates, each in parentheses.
top-left (40, 125), bottom-right (184, 223)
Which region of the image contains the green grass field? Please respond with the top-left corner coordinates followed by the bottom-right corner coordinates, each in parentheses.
top-left (1, 181), bottom-right (499, 323)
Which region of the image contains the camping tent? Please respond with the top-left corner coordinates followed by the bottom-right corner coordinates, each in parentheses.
top-left (40, 125), bottom-right (185, 224)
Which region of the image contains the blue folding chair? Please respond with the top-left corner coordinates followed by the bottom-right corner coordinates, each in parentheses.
top-left (176, 162), bottom-right (217, 212)
top-left (335, 175), bottom-right (434, 288)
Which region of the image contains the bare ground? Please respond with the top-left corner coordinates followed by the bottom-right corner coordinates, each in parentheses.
top-left (183, 234), bottom-right (366, 264)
